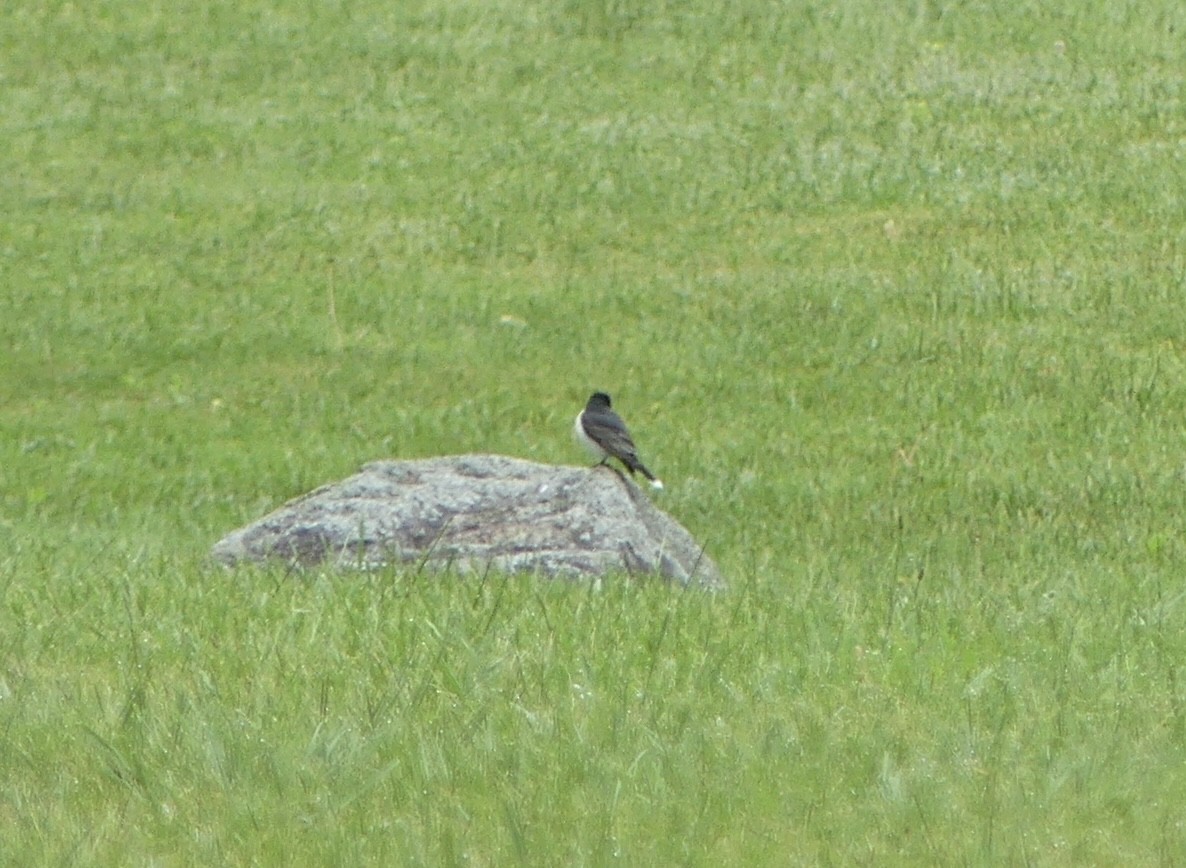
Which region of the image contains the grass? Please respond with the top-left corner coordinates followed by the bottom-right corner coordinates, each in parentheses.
top-left (4, 0), bottom-right (1186, 862)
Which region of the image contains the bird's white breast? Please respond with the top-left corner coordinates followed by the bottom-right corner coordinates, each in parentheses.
top-left (573, 412), bottom-right (608, 460)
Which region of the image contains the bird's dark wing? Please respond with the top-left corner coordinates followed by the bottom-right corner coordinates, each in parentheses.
top-left (582, 412), bottom-right (640, 462)
top-left (583, 412), bottom-right (658, 482)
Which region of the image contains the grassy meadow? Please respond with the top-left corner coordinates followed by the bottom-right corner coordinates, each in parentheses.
top-left (4, 0), bottom-right (1186, 862)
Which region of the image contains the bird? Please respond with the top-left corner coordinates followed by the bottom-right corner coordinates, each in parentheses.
top-left (573, 391), bottom-right (664, 489)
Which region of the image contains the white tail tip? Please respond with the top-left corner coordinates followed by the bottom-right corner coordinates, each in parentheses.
top-left (650, 479), bottom-right (664, 490)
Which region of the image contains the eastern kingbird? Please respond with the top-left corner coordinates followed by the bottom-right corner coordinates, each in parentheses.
top-left (574, 391), bottom-right (664, 489)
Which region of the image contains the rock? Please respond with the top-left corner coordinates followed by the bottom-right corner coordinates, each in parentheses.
top-left (211, 454), bottom-right (724, 589)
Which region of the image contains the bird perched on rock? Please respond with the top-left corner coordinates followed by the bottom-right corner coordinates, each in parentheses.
top-left (573, 391), bottom-right (664, 489)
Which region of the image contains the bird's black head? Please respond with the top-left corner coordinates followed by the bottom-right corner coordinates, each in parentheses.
top-left (587, 391), bottom-right (612, 409)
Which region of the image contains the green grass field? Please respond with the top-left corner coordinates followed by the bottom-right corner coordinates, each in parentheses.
top-left (5, 0), bottom-right (1186, 862)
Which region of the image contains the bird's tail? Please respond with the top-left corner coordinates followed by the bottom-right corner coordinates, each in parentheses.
top-left (627, 458), bottom-right (665, 490)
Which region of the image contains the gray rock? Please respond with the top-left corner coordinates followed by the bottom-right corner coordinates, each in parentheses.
top-left (211, 454), bottom-right (724, 589)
